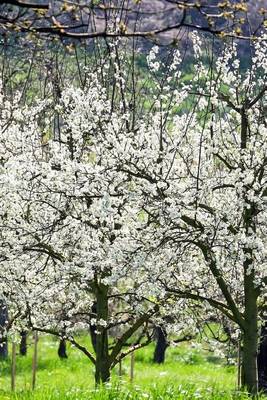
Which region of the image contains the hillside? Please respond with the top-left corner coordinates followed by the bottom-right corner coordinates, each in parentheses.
top-left (0, 0), bottom-right (266, 43)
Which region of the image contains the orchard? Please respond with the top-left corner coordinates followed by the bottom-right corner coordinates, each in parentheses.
top-left (0, 1), bottom-right (266, 399)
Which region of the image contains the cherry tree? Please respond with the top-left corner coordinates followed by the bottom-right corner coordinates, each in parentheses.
top-left (117, 33), bottom-right (266, 395)
top-left (0, 51), bottom-right (177, 383)
top-left (1, 28), bottom-right (266, 394)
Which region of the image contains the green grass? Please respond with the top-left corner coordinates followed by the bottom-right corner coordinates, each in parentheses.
top-left (0, 386), bottom-right (257, 400)
top-left (0, 334), bottom-right (260, 399)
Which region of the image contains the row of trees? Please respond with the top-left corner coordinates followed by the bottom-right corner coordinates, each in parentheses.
top-left (0, 12), bottom-right (266, 397)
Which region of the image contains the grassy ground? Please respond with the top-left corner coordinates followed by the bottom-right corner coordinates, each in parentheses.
top-left (0, 334), bottom-right (257, 399)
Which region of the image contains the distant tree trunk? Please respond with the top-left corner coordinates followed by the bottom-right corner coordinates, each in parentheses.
top-left (153, 325), bottom-right (168, 364)
top-left (0, 300), bottom-right (8, 359)
top-left (58, 338), bottom-right (68, 359)
top-left (19, 331), bottom-right (27, 356)
top-left (258, 318), bottom-right (267, 393)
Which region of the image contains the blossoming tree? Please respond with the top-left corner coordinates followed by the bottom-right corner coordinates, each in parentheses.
top-left (0, 46), bottom-right (193, 383)
top-left (120, 34), bottom-right (267, 394)
top-left (1, 29), bottom-right (266, 394)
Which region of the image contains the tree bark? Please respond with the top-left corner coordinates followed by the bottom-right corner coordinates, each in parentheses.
top-left (153, 325), bottom-right (168, 364)
top-left (90, 302), bottom-right (97, 354)
top-left (32, 331), bottom-right (38, 390)
top-left (0, 300), bottom-right (8, 359)
top-left (19, 331), bottom-right (27, 356)
top-left (242, 322), bottom-right (258, 395)
top-left (94, 284), bottom-right (110, 384)
top-left (58, 338), bottom-right (68, 359)
top-left (257, 318), bottom-right (267, 392)
top-left (11, 342), bottom-right (16, 391)
top-left (241, 270), bottom-right (258, 395)
top-left (240, 109), bottom-right (258, 396)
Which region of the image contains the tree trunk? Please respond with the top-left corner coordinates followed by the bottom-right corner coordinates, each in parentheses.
top-left (90, 302), bottom-right (97, 354)
top-left (19, 331), bottom-right (27, 356)
top-left (58, 338), bottom-right (68, 359)
top-left (242, 324), bottom-right (258, 395)
top-left (94, 284), bottom-right (110, 384)
top-left (153, 326), bottom-right (168, 364)
top-left (241, 271), bottom-right (258, 395)
top-left (240, 107), bottom-right (258, 394)
top-left (257, 318), bottom-right (267, 392)
top-left (0, 300), bottom-right (8, 359)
